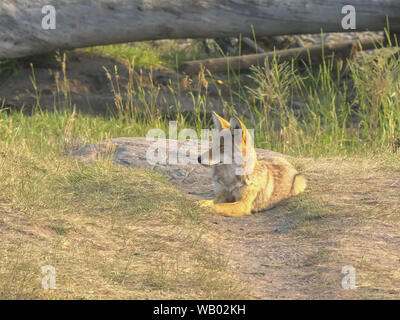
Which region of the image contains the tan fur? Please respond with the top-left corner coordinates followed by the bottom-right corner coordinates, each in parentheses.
top-left (198, 113), bottom-right (307, 217)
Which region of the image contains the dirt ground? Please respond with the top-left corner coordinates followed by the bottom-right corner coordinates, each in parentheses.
top-left (71, 138), bottom-right (400, 299)
top-left (0, 50), bottom-right (230, 116)
top-left (204, 158), bottom-right (400, 299)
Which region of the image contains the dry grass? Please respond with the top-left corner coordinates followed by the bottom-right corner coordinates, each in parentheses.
top-left (0, 143), bottom-right (247, 299)
top-left (0, 129), bottom-right (399, 299)
top-left (284, 155), bottom-right (400, 298)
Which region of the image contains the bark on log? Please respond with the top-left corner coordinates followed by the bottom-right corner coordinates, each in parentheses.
top-left (179, 38), bottom-right (386, 75)
top-left (1, 0), bottom-right (400, 59)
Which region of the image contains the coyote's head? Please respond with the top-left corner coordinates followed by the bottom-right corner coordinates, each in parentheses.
top-left (198, 112), bottom-right (256, 175)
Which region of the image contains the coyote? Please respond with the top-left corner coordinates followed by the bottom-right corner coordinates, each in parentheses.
top-left (197, 112), bottom-right (306, 217)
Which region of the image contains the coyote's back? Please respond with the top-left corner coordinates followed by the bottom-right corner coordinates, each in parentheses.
top-left (248, 156), bottom-right (307, 213)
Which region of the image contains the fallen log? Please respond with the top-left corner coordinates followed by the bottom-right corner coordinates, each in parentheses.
top-left (1, 0), bottom-right (400, 59)
top-left (179, 38), bottom-right (384, 75)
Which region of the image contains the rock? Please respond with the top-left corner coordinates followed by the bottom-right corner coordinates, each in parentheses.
top-left (69, 137), bottom-right (285, 199)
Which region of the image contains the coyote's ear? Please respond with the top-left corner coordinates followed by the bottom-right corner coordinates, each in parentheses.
top-left (230, 116), bottom-right (248, 145)
top-left (230, 116), bottom-right (247, 133)
top-left (212, 112), bottom-right (230, 130)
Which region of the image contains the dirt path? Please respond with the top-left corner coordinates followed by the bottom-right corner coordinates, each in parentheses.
top-left (71, 138), bottom-right (400, 299)
top-left (205, 195), bottom-right (400, 299)
top-left (205, 157), bottom-right (400, 299)
top-left (204, 210), bottom-right (319, 299)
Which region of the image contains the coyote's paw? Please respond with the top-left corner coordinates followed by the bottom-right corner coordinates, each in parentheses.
top-left (210, 204), bottom-right (251, 217)
top-left (196, 199), bottom-right (214, 208)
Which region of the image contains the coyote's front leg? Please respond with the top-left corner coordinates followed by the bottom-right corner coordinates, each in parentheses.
top-left (210, 202), bottom-right (251, 217)
top-left (197, 190), bottom-right (233, 208)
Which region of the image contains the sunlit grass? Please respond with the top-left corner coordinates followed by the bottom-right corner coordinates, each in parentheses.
top-left (82, 39), bottom-right (219, 69)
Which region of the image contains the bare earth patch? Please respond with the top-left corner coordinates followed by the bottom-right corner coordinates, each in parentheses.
top-left (0, 51), bottom-right (225, 116)
top-left (70, 138), bottom-right (400, 299)
top-left (204, 157), bottom-right (400, 299)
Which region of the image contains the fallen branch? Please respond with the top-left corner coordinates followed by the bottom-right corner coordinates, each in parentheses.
top-left (179, 38), bottom-right (385, 75)
top-left (242, 37), bottom-right (266, 54)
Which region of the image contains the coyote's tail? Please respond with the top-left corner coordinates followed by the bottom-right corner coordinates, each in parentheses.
top-left (291, 174), bottom-right (307, 195)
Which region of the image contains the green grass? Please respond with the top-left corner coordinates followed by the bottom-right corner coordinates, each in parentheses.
top-left (246, 51), bottom-right (400, 156)
top-left (83, 43), bottom-right (166, 68)
top-left (83, 39), bottom-right (219, 69)
top-left (4, 36), bottom-right (400, 158)
top-left (81, 35), bottom-right (398, 158)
